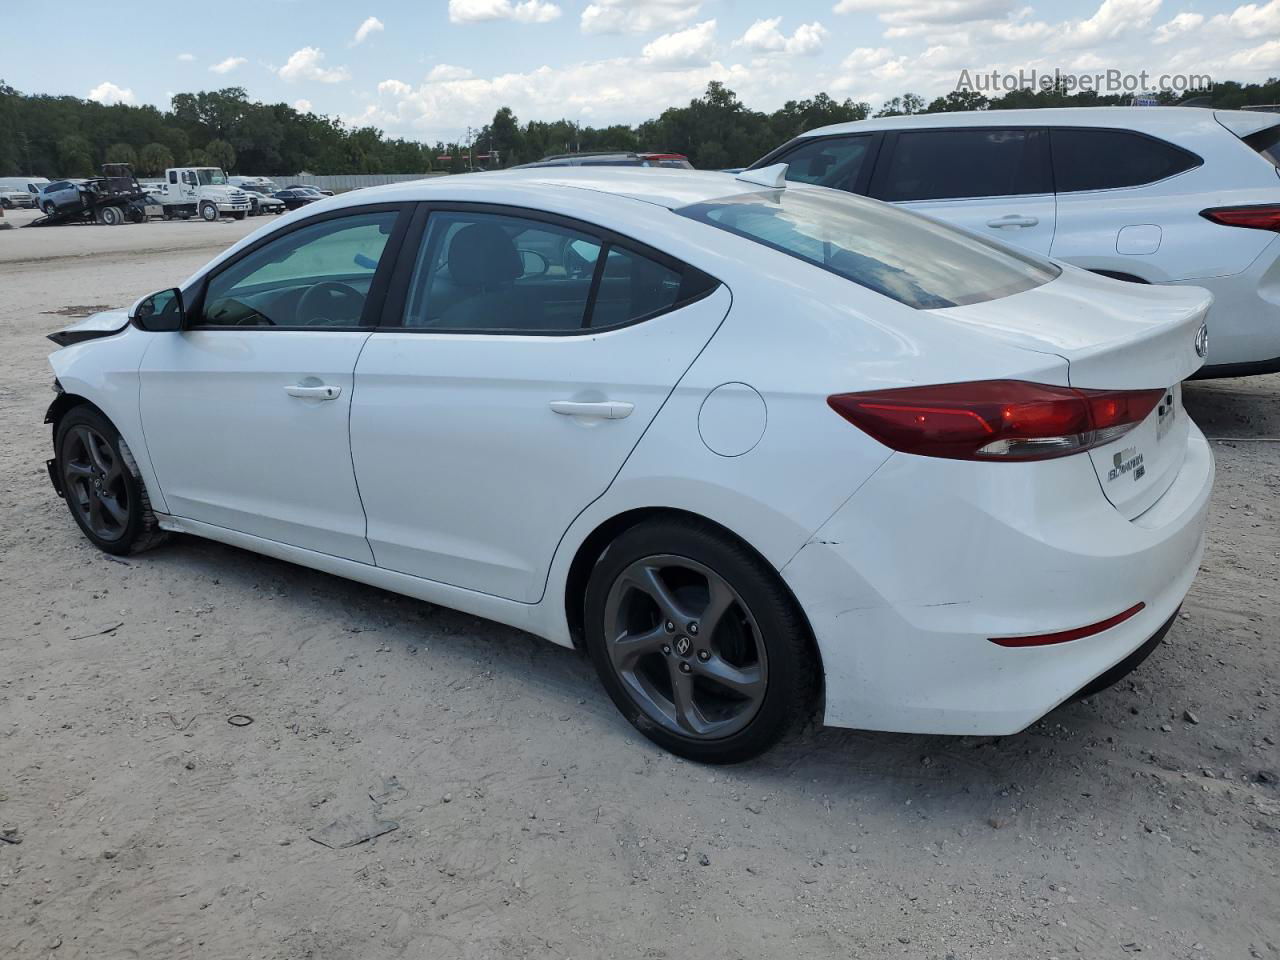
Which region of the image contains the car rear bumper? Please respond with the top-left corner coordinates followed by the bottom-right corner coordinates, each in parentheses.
top-left (1173, 236), bottom-right (1280, 371)
top-left (781, 422), bottom-right (1214, 735)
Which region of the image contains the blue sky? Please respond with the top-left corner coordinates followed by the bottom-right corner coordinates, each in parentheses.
top-left (2, 0), bottom-right (1274, 142)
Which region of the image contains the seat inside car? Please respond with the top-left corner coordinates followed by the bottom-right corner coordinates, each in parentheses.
top-left (434, 223), bottom-right (533, 329)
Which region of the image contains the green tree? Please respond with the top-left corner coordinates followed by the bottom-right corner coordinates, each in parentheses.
top-left (875, 93), bottom-right (926, 117)
top-left (137, 142), bottom-right (175, 175)
top-left (926, 90), bottom-right (989, 113)
top-left (204, 138), bottom-right (236, 172)
top-left (104, 142), bottom-right (137, 166)
top-left (186, 148), bottom-right (210, 166)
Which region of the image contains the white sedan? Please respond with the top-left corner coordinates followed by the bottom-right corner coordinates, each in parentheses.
top-left (44, 166), bottom-right (1214, 762)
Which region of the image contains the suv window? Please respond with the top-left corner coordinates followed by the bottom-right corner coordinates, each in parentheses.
top-left (1051, 128), bottom-right (1201, 192)
top-left (1243, 124), bottom-right (1280, 169)
top-left (875, 128), bottom-right (1048, 202)
top-left (780, 135), bottom-right (873, 190)
top-left (197, 211), bottom-right (398, 328)
top-left (678, 188), bottom-right (1059, 310)
top-left (590, 246), bottom-right (684, 327)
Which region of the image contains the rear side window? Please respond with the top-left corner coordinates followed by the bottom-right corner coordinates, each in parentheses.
top-left (1051, 128), bottom-right (1201, 192)
top-left (1243, 125), bottom-right (1280, 169)
top-left (402, 210), bottom-right (713, 333)
top-left (779, 135), bottom-right (873, 191)
top-left (874, 128), bottom-right (1048, 202)
top-left (677, 188), bottom-right (1059, 310)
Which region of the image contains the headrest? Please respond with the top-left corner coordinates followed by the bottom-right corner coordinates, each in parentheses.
top-left (448, 222), bottom-right (522, 288)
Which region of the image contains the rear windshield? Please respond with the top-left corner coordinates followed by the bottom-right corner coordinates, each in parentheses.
top-left (1243, 124), bottom-right (1280, 169)
top-left (676, 188), bottom-right (1059, 309)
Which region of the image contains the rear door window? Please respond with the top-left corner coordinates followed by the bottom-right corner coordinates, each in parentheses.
top-left (1242, 124), bottom-right (1280, 169)
top-left (873, 128), bottom-right (1049, 201)
top-left (1050, 128), bottom-right (1201, 192)
top-left (777, 135), bottom-right (875, 191)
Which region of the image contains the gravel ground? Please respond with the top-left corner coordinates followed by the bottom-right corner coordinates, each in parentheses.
top-left (1, 209), bottom-right (1277, 960)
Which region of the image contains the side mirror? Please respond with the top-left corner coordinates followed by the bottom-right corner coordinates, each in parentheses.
top-left (130, 288), bottom-right (185, 332)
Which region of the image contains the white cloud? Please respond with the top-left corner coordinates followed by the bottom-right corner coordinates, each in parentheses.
top-left (448, 0), bottom-right (561, 23)
top-left (278, 47), bottom-right (351, 84)
top-left (429, 64), bottom-right (476, 81)
top-left (1052, 0), bottom-right (1162, 49)
top-left (352, 16), bottom-right (385, 45)
top-left (378, 78), bottom-right (413, 97)
top-left (176, 52), bottom-right (195, 62)
top-left (87, 81), bottom-right (135, 105)
top-left (210, 56), bottom-right (247, 74)
top-left (582, 0), bottom-right (701, 34)
top-left (1153, 12), bottom-right (1203, 43)
top-left (1224, 36), bottom-right (1280, 69)
top-left (1209, 0), bottom-right (1280, 39)
top-left (295, 98), bottom-right (313, 112)
top-left (642, 19), bottom-right (717, 67)
top-left (734, 18), bottom-right (827, 56)
top-left (833, 0), bottom-right (1015, 27)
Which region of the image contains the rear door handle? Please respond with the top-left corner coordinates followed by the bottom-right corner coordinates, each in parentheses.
top-left (986, 215), bottom-right (1039, 228)
top-left (549, 400), bottom-right (634, 420)
top-left (284, 384), bottom-right (342, 400)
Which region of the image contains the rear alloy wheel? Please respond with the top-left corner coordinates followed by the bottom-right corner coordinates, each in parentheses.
top-left (200, 201), bottom-right (218, 222)
top-left (584, 519), bottom-right (816, 763)
top-left (55, 407), bottom-right (168, 555)
top-left (98, 205), bottom-right (125, 226)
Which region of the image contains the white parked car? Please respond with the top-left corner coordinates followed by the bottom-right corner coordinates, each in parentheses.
top-left (43, 168), bottom-right (1213, 762)
top-left (752, 106), bottom-right (1280, 377)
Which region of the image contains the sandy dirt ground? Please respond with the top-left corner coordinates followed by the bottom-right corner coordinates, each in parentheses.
top-left (0, 208), bottom-right (1277, 960)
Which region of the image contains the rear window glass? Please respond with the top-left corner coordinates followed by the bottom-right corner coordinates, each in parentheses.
top-left (876, 128), bottom-right (1047, 201)
top-left (676, 188), bottom-right (1059, 309)
top-left (1051, 128), bottom-right (1201, 192)
top-left (1243, 125), bottom-right (1280, 169)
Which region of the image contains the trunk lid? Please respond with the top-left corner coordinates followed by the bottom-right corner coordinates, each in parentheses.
top-left (929, 268), bottom-right (1211, 518)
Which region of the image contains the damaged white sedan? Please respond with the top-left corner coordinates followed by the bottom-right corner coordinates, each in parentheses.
top-left (44, 166), bottom-right (1214, 761)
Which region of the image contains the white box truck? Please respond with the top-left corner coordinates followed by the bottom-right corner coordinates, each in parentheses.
top-left (151, 167), bottom-right (252, 221)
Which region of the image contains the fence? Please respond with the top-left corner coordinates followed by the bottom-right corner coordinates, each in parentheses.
top-left (281, 173), bottom-right (447, 193)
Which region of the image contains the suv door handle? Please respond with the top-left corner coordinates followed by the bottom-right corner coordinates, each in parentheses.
top-left (284, 384), bottom-right (342, 400)
top-left (986, 215), bottom-right (1039, 228)
top-left (549, 400), bottom-right (634, 420)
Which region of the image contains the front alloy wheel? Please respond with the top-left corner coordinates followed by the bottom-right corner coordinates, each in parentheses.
top-left (585, 519), bottom-right (816, 763)
top-left (62, 424), bottom-right (130, 542)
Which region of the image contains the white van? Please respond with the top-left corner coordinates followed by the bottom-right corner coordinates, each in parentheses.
top-left (0, 176), bottom-right (50, 208)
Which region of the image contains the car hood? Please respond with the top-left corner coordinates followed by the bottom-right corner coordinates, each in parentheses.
top-left (47, 308), bottom-right (129, 347)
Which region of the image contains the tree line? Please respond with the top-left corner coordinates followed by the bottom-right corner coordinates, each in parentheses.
top-left (1, 76), bottom-right (1277, 179)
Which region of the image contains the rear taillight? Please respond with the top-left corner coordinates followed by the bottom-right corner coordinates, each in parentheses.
top-left (827, 380), bottom-right (1165, 462)
top-left (1200, 204), bottom-right (1280, 232)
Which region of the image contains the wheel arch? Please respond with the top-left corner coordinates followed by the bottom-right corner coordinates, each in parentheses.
top-left (45, 389), bottom-right (104, 433)
top-left (561, 506), bottom-right (825, 699)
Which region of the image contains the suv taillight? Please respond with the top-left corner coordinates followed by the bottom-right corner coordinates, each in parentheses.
top-left (828, 381), bottom-right (1165, 462)
top-left (1200, 204), bottom-right (1280, 232)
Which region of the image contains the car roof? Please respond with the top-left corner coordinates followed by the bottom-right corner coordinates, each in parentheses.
top-left (799, 105), bottom-right (1265, 139)
top-left (320, 167), bottom-right (757, 212)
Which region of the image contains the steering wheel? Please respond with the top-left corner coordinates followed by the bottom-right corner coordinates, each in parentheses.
top-left (296, 281), bottom-right (364, 326)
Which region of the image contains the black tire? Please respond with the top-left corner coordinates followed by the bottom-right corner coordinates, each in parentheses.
top-left (98, 205), bottom-right (124, 226)
top-left (43, 202), bottom-right (56, 216)
top-left (583, 518), bottom-right (817, 763)
top-left (1, 198), bottom-right (11, 209)
top-left (231, 210), bottom-right (247, 221)
top-left (55, 405), bottom-right (169, 556)
top-left (200, 202), bottom-right (218, 222)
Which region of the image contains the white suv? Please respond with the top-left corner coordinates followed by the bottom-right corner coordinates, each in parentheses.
top-left (752, 107), bottom-right (1280, 377)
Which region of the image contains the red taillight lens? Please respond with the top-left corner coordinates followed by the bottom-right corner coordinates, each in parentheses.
top-left (1201, 204), bottom-right (1280, 232)
top-left (827, 380), bottom-right (1165, 462)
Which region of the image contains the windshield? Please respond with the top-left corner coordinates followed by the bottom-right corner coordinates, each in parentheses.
top-left (676, 188), bottom-right (1059, 309)
top-left (196, 168), bottom-right (228, 186)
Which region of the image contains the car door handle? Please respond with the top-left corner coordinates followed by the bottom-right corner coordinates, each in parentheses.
top-left (549, 400), bottom-right (634, 420)
top-left (284, 384), bottom-right (342, 400)
top-left (986, 215), bottom-right (1039, 228)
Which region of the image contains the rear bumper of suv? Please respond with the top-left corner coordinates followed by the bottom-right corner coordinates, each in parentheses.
top-left (1175, 236), bottom-right (1280, 374)
top-left (781, 423), bottom-right (1214, 735)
